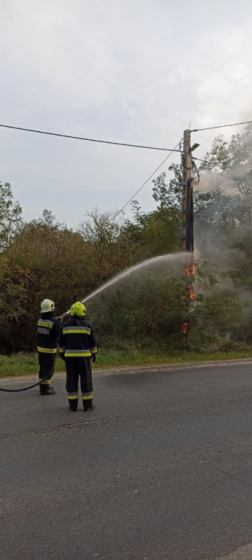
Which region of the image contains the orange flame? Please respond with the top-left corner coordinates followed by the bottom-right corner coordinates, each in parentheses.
top-left (183, 322), bottom-right (188, 335)
top-left (185, 262), bottom-right (195, 300)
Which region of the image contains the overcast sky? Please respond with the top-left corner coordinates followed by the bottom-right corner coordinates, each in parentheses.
top-left (1, 0), bottom-right (252, 227)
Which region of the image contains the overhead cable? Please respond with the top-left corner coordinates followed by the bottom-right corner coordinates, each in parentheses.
top-left (192, 156), bottom-right (209, 164)
top-left (115, 139), bottom-right (182, 218)
top-left (192, 119), bottom-right (252, 132)
top-left (0, 123), bottom-right (181, 152)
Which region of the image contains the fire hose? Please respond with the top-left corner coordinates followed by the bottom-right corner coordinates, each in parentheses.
top-left (0, 361), bottom-right (56, 393)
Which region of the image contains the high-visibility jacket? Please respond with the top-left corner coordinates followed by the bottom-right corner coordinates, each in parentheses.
top-left (58, 318), bottom-right (97, 358)
top-left (36, 312), bottom-right (62, 354)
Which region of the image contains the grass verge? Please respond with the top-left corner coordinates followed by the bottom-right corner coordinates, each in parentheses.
top-left (1, 349), bottom-right (252, 378)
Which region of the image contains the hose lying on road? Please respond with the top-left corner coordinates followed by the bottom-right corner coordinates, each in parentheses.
top-left (0, 364), bottom-right (55, 393)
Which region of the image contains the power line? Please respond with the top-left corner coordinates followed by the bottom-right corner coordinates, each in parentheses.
top-left (189, 151), bottom-right (200, 182)
top-left (1, 119), bottom-right (252, 148)
top-left (192, 156), bottom-right (208, 164)
top-left (192, 119), bottom-right (252, 132)
top-left (115, 139), bottom-right (182, 218)
top-left (193, 155), bottom-right (230, 166)
top-left (0, 123), bottom-right (181, 153)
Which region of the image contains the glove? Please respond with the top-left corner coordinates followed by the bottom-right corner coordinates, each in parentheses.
top-left (92, 354), bottom-right (96, 363)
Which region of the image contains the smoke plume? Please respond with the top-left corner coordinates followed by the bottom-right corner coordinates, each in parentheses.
top-left (193, 172), bottom-right (238, 197)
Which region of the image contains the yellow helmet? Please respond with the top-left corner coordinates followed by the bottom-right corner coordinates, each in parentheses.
top-left (41, 299), bottom-right (55, 313)
top-left (70, 301), bottom-right (86, 317)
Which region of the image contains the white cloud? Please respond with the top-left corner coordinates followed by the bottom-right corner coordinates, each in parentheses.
top-left (191, 24), bottom-right (252, 130)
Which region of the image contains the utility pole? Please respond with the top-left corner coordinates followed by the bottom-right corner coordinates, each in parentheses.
top-left (181, 129), bottom-right (194, 343)
top-left (182, 129), bottom-right (194, 253)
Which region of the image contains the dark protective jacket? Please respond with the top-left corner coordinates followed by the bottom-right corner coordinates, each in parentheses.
top-left (58, 318), bottom-right (97, 358)
top-left (36, 312), bottom-right (62, 354)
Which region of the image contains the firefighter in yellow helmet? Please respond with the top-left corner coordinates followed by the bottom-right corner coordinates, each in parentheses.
top-left (37, 299), bottom-right (62, 395)
top-left (58, 302), bottom-right (97, 411)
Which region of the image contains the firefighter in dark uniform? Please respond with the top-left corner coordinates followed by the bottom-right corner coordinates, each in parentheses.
top-left (58, 302), bottom-right (97, 411)
top-left (37, 299), bottom-right (62, 395)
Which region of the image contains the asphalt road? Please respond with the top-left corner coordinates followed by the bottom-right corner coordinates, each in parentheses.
top-left (1, 362), bottom-right (252, 560)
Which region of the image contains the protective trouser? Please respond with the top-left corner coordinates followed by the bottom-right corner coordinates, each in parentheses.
top-left (65, 357), bottom-right (93, 411)
top-left (38, 353), bottom-right (56, 394)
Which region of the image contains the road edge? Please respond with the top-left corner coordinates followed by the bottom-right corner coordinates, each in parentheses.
top-left (1, 357), bottom-right (252, 384)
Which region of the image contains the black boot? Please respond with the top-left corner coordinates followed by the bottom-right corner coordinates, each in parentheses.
top-left (83, 400), bottom-right (95, 412)
top-left (40, 387), bottom-right (55, 395)
top-left (69, 399), bottom-right (78, 411)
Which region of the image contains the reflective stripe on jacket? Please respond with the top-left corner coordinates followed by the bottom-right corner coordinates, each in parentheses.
top-left (58, 318), bottom-right (97, 358)
top-left (36, 312), bottom-right (62, 353)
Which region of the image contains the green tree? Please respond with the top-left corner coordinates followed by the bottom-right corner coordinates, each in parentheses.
top-left (0, 182), bottom-right (22, 250)
top-left (123, 169), bottom-right (182, 257)
top-left (78, 209), bottom-right (141, 286)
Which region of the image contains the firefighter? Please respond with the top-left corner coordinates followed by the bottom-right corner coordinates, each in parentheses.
top-left (37, 299), bottom-right (62, 395)
top-left (58, 302), bottom-right (97, 411)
